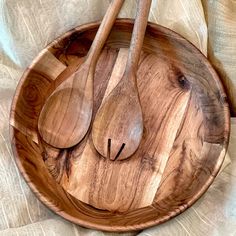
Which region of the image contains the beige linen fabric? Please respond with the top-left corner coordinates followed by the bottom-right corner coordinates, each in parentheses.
top-left (202, 0), bottom-right (236, 115)
top-left (0, 0), bottom-right (235, 235)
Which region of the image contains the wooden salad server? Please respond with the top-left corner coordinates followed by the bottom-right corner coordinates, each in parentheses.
top-left (38, 0), bottom-right (125, 148)
top-left (92, 0), bottom-right (152, 161)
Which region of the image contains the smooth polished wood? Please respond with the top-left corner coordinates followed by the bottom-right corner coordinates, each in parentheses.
top-left (10, 20), bottom-right (230, 232)
top-left (38, 0), bottom-right (125, 149)
top-left (92, 0), bottom-right (152, 161)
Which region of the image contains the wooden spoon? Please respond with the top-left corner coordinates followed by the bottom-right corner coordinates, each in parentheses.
top-left (92, 0), bottom-right (152, 161)
top-left (38, 0), bottom-right (125, 148)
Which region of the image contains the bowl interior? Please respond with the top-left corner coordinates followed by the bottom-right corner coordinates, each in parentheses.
top-left (10, 19), bottom-right (229, 232)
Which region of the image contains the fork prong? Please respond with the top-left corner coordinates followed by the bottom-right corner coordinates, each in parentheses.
top-left (108, 142), bottom-right (126, 161)
top-left (107, 138), bottom-right (111, 159)
top-left (114, 143), bottom-right (125, 161)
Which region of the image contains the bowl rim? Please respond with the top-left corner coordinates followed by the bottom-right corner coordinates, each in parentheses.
top-left (9, 18), bottom-right (230, 232)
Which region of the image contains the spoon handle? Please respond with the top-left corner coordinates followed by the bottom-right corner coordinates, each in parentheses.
top-left (125, 0), bottom-right (152, 77)
top-left (86, 0), bottom-right (125, 67)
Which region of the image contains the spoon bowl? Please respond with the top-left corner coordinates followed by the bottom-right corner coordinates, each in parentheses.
top-left (38, 0), bottom-right (125, 148)
top-left (38, 65), bottom-right (93, 148)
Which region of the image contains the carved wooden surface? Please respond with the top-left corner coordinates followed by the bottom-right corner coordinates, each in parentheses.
top-left (10, 19), bottom-right (230, 232)
top-left (38, 0), bottom-right (125, 149)
top-left (91, 0), bottom-right (153, 161)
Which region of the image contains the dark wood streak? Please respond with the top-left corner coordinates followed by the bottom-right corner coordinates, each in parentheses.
top-left (10, 19), bottom-right (230, 232)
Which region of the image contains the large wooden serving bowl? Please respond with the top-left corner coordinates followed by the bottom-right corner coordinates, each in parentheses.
top-left (10, 19), bottom-right (230, 232)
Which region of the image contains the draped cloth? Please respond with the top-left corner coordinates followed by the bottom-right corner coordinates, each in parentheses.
top-left (0, 0), bottom-right (235, 235)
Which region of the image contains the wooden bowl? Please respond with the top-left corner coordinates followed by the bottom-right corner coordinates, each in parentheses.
top-left (10, 19), bottom-right (230, 232)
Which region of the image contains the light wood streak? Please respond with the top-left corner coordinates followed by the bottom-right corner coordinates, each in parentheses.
top-left (30, 50), bottom-right (67, 79)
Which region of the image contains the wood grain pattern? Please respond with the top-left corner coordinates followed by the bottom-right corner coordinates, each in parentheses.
top-left (92, 0), bottom-right (152, 161)
top-left (38, 0), bottom-right (125, 149)
top-left (10, 50), bottom-right (67, 143)
top-left (10, 19), bottom-right (230, 232)
top-left (67, 50), bottom-right (192, 212)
